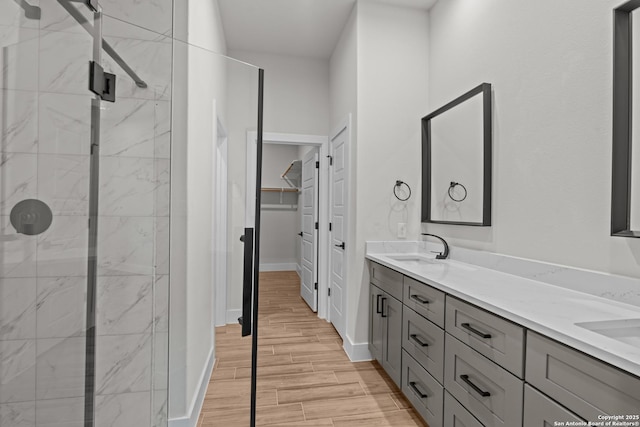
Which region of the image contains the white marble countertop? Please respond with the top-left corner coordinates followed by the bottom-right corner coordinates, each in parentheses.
top-left (366, 249), bottom-right (640, 378)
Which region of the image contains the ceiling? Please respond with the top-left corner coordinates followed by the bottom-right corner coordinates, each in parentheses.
top-left (217, 0), bottom-right (437, 59)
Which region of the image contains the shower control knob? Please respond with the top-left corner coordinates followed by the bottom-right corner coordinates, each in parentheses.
top-left (10, 199), bottom-right (53, 236)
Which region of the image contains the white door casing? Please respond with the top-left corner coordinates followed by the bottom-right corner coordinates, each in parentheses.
top-left (246, 132), bottom-right (331, 319)
top-left (214, 116), bottom-right (228, 326)
top-left (329, 118), bottom-right (350, 340)
top-left (301, 149), bottom-right (319, 311)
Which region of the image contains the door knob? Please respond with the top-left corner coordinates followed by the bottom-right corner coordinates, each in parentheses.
top-left (240, 235), bottom-right (245, 242)
top-left (335, 242), bottom-right (345, 249)
top-left (298, 232), bottom-right (303, 237)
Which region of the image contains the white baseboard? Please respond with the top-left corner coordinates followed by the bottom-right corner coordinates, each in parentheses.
top-left (295, 263), bottom-right (302, 277)
top-left (168, 347), bottom-right (215, 427)
top-left (226, 309), bottom-right (241, 325)
top-left (259, 262), bottom-right (298, 272)
top-left (343, 335), bottom-right (372, 362)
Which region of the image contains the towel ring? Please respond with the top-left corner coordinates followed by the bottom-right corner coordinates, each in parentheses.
top-left (448, 182), bottom-right (467, 202)
top-left (394, 180), bottom-right (412, 201)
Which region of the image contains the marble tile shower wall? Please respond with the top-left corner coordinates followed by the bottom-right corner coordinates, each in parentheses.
top-left (0, 1), bottom-right (173, 426)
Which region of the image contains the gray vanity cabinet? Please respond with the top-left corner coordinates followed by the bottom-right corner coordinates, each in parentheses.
top-left (446, 296), bottom-right (524, 378)
top-left (444, 334), bottom-right (523, 427)
top-left (401, 349), bottom-right (444, 426)
top-left (369, 285), bottom-right (384, 361)
top-left (402, 305), bottom-right (445, 383)
top-left (367, 259), bottom-right (640, 427)
top-left (404, 276), bottom-right (445, 328)
top-left (523, 385), bottom-right (584, 426)
top-left (526, 331), bottom-right (640, 421)
top-left (368, 262), bottom-right (403, 387)
top-left (443, 390), bottom-right (484, 427)
top-left (381, 294), bottom-right (403, 385)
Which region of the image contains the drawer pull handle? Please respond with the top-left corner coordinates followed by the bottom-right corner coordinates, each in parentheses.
top-left (410, 294), bottom-right (430, 304)
top-left (410, 334), bottom-right (430, 347)
top-left (460, 374), bottom-right (491, 397)
top-left (376, 294), bottom-right (382, 314)
top-left (461, 323), bottom-right (492, 339)
top-left (409, 381), bottom-right (428, 399)
top-left (381, 297), bottom-right (387, 318)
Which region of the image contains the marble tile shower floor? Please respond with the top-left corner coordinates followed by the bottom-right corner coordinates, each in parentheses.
top-left (197, 271), bottom-right (427, 427)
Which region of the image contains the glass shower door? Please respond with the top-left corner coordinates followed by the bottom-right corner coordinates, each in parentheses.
top-left (1, 1), bottom-right (263, 424)
top-left (0, 1), bottom-right (97, 425)
top-left (173, 38), bottom-right (265, 427)
top-left (1, 1), bottom-right (171, 425)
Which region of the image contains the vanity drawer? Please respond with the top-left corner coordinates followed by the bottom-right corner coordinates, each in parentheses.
top-left (444, 334), bottom-right (523, 427)
top-left (523, 384), bottom-right (584, 426)
top-left (402, 350), bottom-right (444, 427)
top-left (526, 331), bottom-right (640, 421)
top-left (370, 262), bottom-right (403, 301)
top-left (403, 276), bottom-right (445, 328)
top-left (402, 306), bottom-right (445, 383)
top-left (446, 296), bottom-right (524, 377)
top-left (444, 390), bottom-right (484, 427)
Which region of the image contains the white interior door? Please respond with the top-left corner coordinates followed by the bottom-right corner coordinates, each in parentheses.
top-left (329, 124), bottom-right (348, 339)
top-left (301, 149), bottom-right (319, 311)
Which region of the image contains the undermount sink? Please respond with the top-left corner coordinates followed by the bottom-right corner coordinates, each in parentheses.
top-left (384, 254), bottom-right (477, 272)
top-left (386, 254), bottom-right (440, 264)
top-left (575, 318), bottom-right (640, 346)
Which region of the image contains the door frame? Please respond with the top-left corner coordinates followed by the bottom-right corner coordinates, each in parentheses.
top-left (246, 132), bottom-right (331, 319)
top-left (213, 114), bottom-right (228, 326)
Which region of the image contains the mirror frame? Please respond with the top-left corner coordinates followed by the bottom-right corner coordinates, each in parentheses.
top-left (421, 83), bottom-right (492, 226)
top-left (612, 0), bottom-right (640, 237)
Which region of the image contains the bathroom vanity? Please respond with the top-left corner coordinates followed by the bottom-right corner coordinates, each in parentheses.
top-left (366, 245), bottom-right (640, 427)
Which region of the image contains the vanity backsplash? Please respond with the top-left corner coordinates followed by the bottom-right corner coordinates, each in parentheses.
top-left (366, 241), bottom-right (640, 308)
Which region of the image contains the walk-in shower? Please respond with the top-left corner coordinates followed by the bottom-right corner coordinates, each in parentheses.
top-left (0, 0), bottom-right (264, 426)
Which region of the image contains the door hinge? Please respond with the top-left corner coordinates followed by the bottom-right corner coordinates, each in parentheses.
top-left (89, 61), bottom-right (116, 102)
top-left (315, 161), bottom-right (319, 169)
top-left (327, 155), bottom-right (333, 166)
top-left (329, 222), bottom-right (332, 232)
top-left (328, 288), bottom-right (331, 297)
top-left (315, 222), bottom-right (319, 230)
top-left (314, 282), bottom-right (318, 290)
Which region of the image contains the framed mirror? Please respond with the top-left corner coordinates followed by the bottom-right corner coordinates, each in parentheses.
top-left (612, 0), bottom-right (640, 237)
top-left (421, 83), bottom-right (492, 226)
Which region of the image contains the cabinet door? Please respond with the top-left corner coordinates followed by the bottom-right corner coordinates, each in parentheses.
top-left (444, 334), bottom-right (523, 427)
top-left (526, 331), bottom-right (640, 421)
top-left (382, 293), bottom-right (403, 387)
top-left (404, 276), bottom-right (445, 328)
top-left (443, 390), bottom-right (484, 427)
top-left (523, 385), bottom-right (584, 427)
top-left (369, 285), bottom-right (383, 362)
top-left (370, 262), bottom-right (403, 300)
top-left (446, 296), bottom-right (524, 378)
top-left (402, 306), bottom-right (445, 384)
top-left (402, 350), bottom-right (444, 426)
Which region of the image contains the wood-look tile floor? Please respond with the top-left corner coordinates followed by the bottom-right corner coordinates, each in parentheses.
top-left (198, 271), bottom-right (427, 427)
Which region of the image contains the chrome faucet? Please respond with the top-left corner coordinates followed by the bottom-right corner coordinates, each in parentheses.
top-left (421, 233), bottom-right (449, 259)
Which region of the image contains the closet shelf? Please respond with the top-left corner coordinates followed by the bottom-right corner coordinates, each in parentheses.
top-left (261, 187), bottom-right (299, 209)
top-left (261, 187), bottom-right (299, 193)
top-left (281, 160), bottom-right (302, 188)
